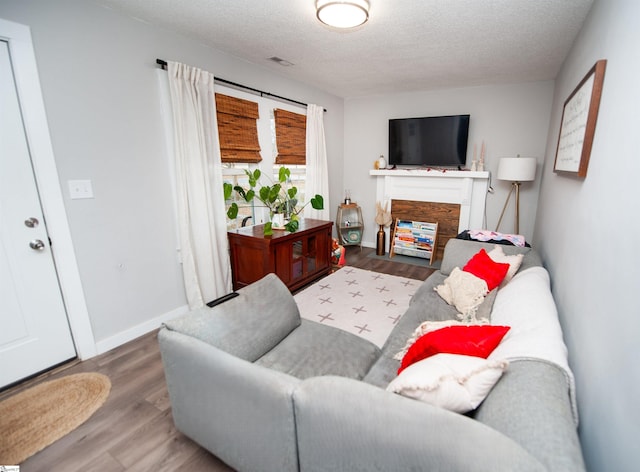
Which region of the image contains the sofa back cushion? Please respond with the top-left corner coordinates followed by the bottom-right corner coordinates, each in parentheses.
top-left (440, 239), bottom-right (538, 276)
top-left (163, 273), bottom-right (301, 361)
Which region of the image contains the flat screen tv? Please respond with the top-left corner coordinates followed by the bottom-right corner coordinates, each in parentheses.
top-left (388, 114), bottom-right (470, 168)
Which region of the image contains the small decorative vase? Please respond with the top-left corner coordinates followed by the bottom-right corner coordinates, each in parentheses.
top-left (376, 225), bottom-right (385, 256)
top-left (271, 213), bottom-right (285, 229)
top-left (377, 155), bottom-right (386, 169)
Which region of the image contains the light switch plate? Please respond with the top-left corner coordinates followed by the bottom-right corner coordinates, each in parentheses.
top-left (68, 179), bottom-right (94, 199)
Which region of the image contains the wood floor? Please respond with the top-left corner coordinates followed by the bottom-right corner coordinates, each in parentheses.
top-left (5, 246), bottom-right (434, 472)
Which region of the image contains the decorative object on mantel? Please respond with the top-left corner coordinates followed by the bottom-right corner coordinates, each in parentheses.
top-left (554, 59), bottom-right (607, 178)
top-left (495, 156), bottom-right (537, 234)
top-left (224, 166), bottom-right (324, 235)
top-left (471, 142), bottom-right (486, 171)
top-left (375, 201), bottom-right (393, 255)
top-left (373, 155), bottom-right (385, 170)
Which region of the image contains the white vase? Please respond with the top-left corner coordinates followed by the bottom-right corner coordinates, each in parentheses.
top-left (377, 155), bottom-right (386, 169)
top-left (271, 213), bottom-right (285, 229)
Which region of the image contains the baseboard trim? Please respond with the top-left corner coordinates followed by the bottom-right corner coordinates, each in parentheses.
top-left (94, 304), bottom-right (189, 355)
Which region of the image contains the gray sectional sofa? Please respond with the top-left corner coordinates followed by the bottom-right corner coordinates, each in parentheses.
top-left (158, 238), bottom-right (585, 471)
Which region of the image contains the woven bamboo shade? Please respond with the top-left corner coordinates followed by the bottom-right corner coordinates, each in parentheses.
top-left (274, 109), bottom-right (306, 165)
top-left (215, 93), bottom-right (261, 163)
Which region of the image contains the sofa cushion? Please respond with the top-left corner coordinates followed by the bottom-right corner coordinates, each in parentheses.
top-left (387, 353), bottom-right (509, 413)
top-left (440, 239), bottom-right (535, 276)
top-left (398, 325), bottom-right (510, 373)
top-left (364, 273), bottom-right (464, 388)
top-left (462, 248), bottom-right (510, 291)
top-left (256, 320), bottom-right (381, 380)
top-left (488, 245), bottom-right (524, 284)
top-left (163, 273), bottom-right (300, 362)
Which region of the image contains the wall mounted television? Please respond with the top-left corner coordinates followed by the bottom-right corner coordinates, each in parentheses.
top-left (388, 114), bottom-right (470, 168)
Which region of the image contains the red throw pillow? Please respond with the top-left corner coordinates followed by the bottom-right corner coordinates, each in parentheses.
top-left (398, 325), bottom-right (510, 374)
top-left (462, 249), bottom-right (510, 291)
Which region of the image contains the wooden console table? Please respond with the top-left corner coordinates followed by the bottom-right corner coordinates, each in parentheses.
top-left (228, 218), bottom-right (333, 292)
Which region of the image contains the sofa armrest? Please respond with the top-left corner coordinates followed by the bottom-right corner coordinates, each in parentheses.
top-left (293, 376), bottom-right (545, 472)
top-left (158, 328), bottom-right (300, 472)
top-left (163, 273), bottom-right (301, 361)
top-left (474, 359), bottom-right (585, 471)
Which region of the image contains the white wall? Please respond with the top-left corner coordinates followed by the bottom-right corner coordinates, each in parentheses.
top-left (0, 0), bottom-right (344, 350)
top-left (534, 1), bottom-right (640, 471)
top-left (344, 82), bottom-right (554, 246)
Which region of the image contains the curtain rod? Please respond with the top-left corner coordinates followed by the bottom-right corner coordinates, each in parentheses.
top-left (156, 59), bottom-right (326, 112)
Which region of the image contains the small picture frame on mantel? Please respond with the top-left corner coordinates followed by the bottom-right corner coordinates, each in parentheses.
top-left (553, 59), bottom-right (607, 178)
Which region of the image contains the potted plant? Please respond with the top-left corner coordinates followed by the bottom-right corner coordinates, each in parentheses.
top-left (224, 166), bottom-right (324, 235)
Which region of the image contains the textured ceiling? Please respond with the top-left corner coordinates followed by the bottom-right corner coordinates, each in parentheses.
top-left (98, 0), bottom-right (594, 98)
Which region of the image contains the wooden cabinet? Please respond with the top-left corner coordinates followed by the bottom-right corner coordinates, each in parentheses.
top-left (228, 218), bottom-right (333, 292)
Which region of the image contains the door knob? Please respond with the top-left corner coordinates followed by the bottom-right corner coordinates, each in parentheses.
top-left (29, 239), bottom-right (45, 251)
top-left (24, 217), bottom-right (40, 228)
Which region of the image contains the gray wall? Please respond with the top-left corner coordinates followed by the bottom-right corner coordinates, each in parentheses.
top-left (343, 81), bottom-right (554, 245)
top-left (0, 0), bottom-right (344, 349)
top-left (534, 0), bottom-right (640, 470)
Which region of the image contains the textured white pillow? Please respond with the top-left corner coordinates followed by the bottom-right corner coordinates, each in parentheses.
top-left (488, 245), bottom-right (524, 284)
top-left (434, 267), bottom-right (488, 321)
top-left (386, 353), bottom-right (508, 413)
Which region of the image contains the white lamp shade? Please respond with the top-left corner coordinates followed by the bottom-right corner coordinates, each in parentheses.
top-left (316, 0), bottom-right (369, 28)
top-left (497, 157), bottom-right (537, 182)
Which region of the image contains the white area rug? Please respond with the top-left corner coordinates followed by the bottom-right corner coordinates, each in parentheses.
top-left (294, 267), bottom-right (420, 347)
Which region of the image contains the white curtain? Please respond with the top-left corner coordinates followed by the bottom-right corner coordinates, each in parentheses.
top-left (304, 104), bottom-right (330, 220)
top-left (167, 61), bottom-right (232, 309)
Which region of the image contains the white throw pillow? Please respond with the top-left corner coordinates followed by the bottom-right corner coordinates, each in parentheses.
top-left (434, 267), bottom-right (488, 321)
top-left (386, 353), bottom-right (508, 413)
top-left (488, 245), bottom-right (524, 284)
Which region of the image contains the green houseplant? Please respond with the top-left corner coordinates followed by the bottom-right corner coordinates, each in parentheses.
top-left (224, 166), bottom-right (324, 235)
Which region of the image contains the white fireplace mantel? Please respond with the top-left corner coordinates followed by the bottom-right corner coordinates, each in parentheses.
top-left (370, 169), bottom-right (490, 231)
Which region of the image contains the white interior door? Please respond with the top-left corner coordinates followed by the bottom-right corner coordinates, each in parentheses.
top-left (1, 40), bottom-right (76, 388)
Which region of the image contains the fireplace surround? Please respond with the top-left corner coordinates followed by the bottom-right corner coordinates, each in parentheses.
top-left (370, 169), bottom-right (490, 257)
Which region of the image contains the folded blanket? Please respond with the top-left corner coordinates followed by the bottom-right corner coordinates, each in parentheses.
top-left (488, 266), bottom-right (579, 425)
top-left (468, 230), bottom-right (526, 247)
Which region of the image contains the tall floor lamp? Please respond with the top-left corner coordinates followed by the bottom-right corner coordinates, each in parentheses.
top-left (495, 157), bottom-right (537, 234)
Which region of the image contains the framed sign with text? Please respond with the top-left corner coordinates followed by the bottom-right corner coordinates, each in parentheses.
top-left (554, 59), bottom-right (607, 178)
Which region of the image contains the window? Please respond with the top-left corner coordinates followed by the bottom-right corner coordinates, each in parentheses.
top-left (222, 163), bottom-right (255, 231)
top-left (274, 164), bottom-right (307, 213)
top-left (215, 93), bottom-right (261, 163)
top-left (274, 108), bottom-right (306, 165)
top-left (219, 95), bottom-right (308, 229)
top-left (216, 93), bottom-right (261, 229)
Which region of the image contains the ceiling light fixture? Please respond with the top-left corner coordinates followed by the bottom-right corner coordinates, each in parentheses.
top-left (316, 0), bottom-right (369, 29)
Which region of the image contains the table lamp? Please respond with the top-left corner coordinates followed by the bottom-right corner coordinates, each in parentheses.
top-left (495, 157), bottom-right (537, 234)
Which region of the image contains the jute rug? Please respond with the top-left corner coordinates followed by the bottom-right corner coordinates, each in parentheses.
top-left (0, 372), bottom-right (111, 464)
top-left (295, 266), bottom-right (420, 347)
